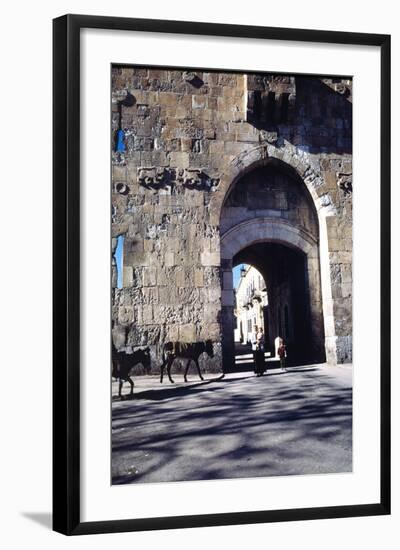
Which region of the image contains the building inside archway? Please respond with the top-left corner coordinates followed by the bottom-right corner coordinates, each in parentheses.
top-left (233, 242), bottom-right (324, 368)
top-left (234, 264), bottom-right (267, 347)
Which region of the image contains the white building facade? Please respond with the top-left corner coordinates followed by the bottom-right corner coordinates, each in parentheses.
top-left (234, 266), bottom-right (268, 346)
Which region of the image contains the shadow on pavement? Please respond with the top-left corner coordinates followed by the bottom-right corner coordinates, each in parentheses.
top-left (128, 376), bottom-right (224, 401)
top-left (112, 366), bottom-right (352, 484)
top-left (114, 368), bottom-right (319, 402)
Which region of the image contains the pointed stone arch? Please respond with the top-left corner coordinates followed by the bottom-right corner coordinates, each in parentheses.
top-left (216, 144), bottom-right (340, 366)
top-left (211, 142), bottom-right (336, 224)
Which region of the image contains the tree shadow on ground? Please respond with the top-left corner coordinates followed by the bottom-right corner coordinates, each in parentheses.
top-left (112, 369), bottom-right (352, 484)
top-left (116, 376), bottom-right (225, 402)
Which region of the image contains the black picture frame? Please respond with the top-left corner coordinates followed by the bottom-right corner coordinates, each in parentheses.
top-left (53, 14), bottom-right (391, 536)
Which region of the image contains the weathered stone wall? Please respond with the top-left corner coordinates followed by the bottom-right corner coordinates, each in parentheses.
top-left (111, 67), bottom-right (352, 370)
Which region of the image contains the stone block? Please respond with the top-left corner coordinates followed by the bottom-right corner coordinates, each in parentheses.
top-left (204, 128), bottom-right (217, 141)
top-left (168, 151), bottom-right (190, 168)
top-left (208, 287), bottom-right (221, 303)
top-left (142, 287), bottom-right (158, 304)
top-left (112, 265), bottom-right (117, 288)
top-left (148, 69), bottom-right (165, 79)
top-left (323, 170), bottom-right (337, 189)
top-left (164, 251), bottom-right (175, 267)
top-left (203, 303), bottom-right (220, 324)
top-left (192, 95), bottom-right (207, 109)
top-left (334, 251), bottom-right (352, 263)
top-left (201, 251), bottom-right (220, 267)
top-left (157, 269), bottom-right (168, 286)
top-left (112, 165), bottom-right (127, 181)
top-left (158, 286), bottom-right (174, 305)
top-left (143, 267), bottom-right (157, 286)
top-left (122, 266), bottom-right (133, 287)
top-left (184, 191), bottom-right (204, 208)
top-left (199, 323), bottom-right (221, 341)
top-left (194, 269), bottom-right (204, 287)
top-left (129, 238), bottom-right (144, 253)
top-left (224, 141), bottom-right (246, 155)
top-left (209, 141), bottom-right (225, 156)
top-left (201, 238), bottom-right (211, 253)
top-left (341, 265), bottom-right (352, 283)
top-left (341, 282), bottom-right (352, 298)
top-left (112, 325), bottom-right (126, 350)
top-left (142, 305), bottom-right (153, 324)
top-left (179, 323), bottom-right (196, 342)
top-left (143, 239), bottom-right (154, 253)
top-left (180, 138), bottom-right (192, 152)
top-left (327, 226), bottom-right (339, 243)
top-left (118, 306), bottom-right (134, 325)
top-left (328, 238), bottom-right (341, 252)
top-left (159, 92), bottom-right (179, 107)
top-left (167, 238), bottom-right (181, 253)
top-left (344, 238), bottom-right (352, 251)
top-left (166, 324), bottom-right (179, 341)
top-left (175, 267), bottom-right (185, 287)
top-left (210, 236), bottom-right (220, 253)
top-left (175, 106), bottom-right (189, 118)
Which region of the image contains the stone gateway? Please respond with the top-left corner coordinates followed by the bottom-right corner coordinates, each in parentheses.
top-left (111, 68), bottom-right (352, 373)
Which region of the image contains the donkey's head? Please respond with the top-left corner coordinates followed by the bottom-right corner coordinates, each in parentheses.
top-left (131, 346), bottom-right (151, 374)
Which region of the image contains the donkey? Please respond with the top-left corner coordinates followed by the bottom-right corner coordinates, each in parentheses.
top-left (160, 340), bottom-right (214, 383)
top-left (112, 344), bottom-right (151, 398)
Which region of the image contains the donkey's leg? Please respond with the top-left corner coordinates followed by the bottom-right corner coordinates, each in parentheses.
top-left (167, 357), bottom-right (175, 384)
top-left (118, 379), bottom-right (123, 398)
top-left (160, 360), bottom-right (166, 383)
top-left (128, 376), bottom-right (134, 395)
top-left (184, 359), bottom-right (192, 382)
top-left (195, 358), bottom-right (204, 381)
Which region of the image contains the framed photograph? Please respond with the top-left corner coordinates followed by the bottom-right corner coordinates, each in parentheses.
top-left (53, 14), bottom-right (390, 535)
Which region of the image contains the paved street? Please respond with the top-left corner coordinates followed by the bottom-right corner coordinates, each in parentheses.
top-left (112, 364), bottom-right (352, 484)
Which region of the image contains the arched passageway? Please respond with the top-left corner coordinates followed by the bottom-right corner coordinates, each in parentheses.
top-left (220, 161), bottom-right (326, 371)
top-left (233, 243), bottom-right (319, 366)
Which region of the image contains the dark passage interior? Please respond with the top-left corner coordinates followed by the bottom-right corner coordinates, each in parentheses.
top-left (233, 242), bottom-right (321, 367)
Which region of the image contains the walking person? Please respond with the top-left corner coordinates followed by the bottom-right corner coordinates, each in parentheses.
top-left (256, 327), bottom-right (266, 376)
top-left (278, 338), bottom-right (287, 371)
top-left (251, 327), bottom-right (258, 375)
top-left (253, 327), bottom-right (265, 377)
